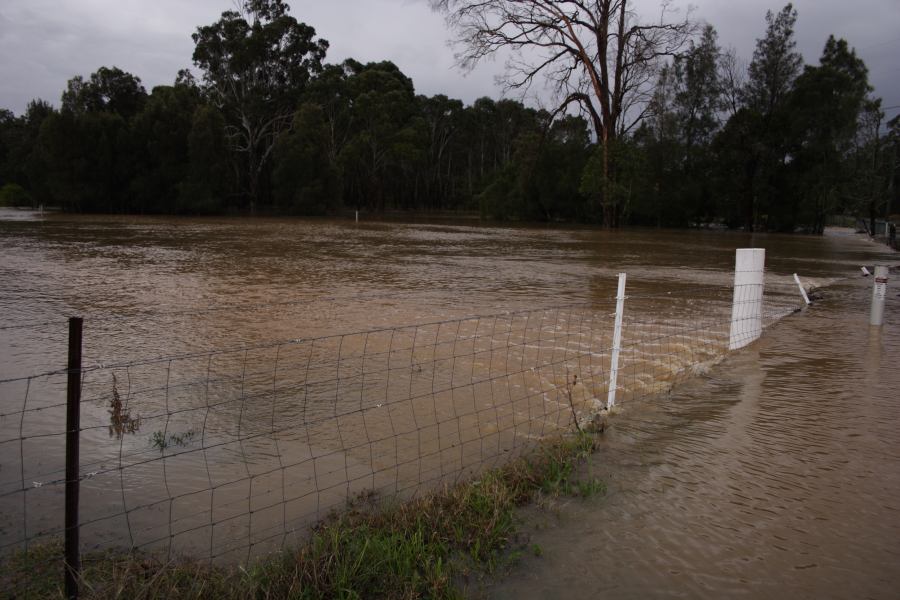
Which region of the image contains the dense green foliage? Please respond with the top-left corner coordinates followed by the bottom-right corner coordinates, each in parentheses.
top-left (0, 1), bottom-right (896, 231)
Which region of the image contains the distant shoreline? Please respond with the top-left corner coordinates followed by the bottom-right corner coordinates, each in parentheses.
top-left (2, 206), bottom-right (896, 247)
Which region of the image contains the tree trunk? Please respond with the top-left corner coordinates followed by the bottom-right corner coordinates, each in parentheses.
top-left (744, 157), bottom-right (757, 232)
top-left (600, 132), bottom-right (618, 228)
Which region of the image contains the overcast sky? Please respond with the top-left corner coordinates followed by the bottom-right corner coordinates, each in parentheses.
top-left (1, 0), bottom-right (898, 118)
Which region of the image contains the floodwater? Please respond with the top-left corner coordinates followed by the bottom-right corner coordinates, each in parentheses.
top-left (0, 210), bottom-right (876, 377)
top-left (0, 208), bottom-right (897, 583)
top-left (489, 270), bottom-right (900, 598)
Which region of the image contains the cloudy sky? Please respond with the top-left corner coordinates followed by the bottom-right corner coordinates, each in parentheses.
top-left (1, 0), bottom-right (898, 118)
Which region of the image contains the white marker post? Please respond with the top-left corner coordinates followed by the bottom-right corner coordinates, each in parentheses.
top-left (607, 273), bottom-right (627, 408)
top-left (729, 248), bottom-right (766, 350)
top-left (793, 273), bottom-right (811, 306)
top-left (355, 210), bottom-right (359, 224)
top-left (870, 266), bottom-right (889, 327)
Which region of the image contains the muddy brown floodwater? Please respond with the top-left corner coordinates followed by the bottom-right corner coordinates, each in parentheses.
top-left (0, 209), bottom-right (897, 588)
top-left (489, 273), bottom-right (900, 599)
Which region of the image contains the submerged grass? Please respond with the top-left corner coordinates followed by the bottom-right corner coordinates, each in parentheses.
top-left (3, 432), bottom-right (604, 599)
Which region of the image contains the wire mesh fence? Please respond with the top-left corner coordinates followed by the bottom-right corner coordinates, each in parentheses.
top-left (0, 260), bottom-right (808, 596)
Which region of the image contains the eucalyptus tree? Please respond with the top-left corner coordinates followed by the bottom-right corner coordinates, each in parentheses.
top-left (61, 66), bottom-right (147, 120)
top-left (789, 36), bottom-right (872, 233)
top-left (718, 47), bottom-right (746, 119)
top-left (630, 25), bottom-right (722, 226)
top-left (849, 98), bottom-right (888, 233)
top-left (129, 83), bottom-right (203, 212)
top-left (674, 26), bottom-right (722, 153)
top-left (192, 0), bottom-right (328, 209)
top-left (632, 64), bottom-right (680, 225)
top-left (0, 103), bottom-right (52, 199)
top-left (432, 0), bottom-right (695, 226)
top-left (419, 94), bottom-right (465, 209)
top-left (0, 109), bottom-right (18, 192)
top-left (33, 67), bottom-right (144, 212)
top-left (889, 116), bottom-right (900, 220)
top-left (335, 60), bottom-right (425, 212)
top-left (743, 4), bottom-right (803, 119)
top-left (38, 108), bottom-right (130, 212)
top-left (672, 25), bottom-right (723, 222)
top-left (181, 105), bottom-right (233, 213)
top-left (735, 3), bottom-right (803, 230)
top-left (272, 103), bottom-right (337, 214)
top-left (529, 114), bottom-right (592, 220)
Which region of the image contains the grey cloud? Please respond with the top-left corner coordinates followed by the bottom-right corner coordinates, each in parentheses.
top-left (1, 0), bottom-right (897, 118)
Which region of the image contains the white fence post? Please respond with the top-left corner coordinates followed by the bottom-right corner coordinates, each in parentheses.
top-left (729, 248), bottom-right (766, 350)
top-left (793, 273), bottom-right (811, 306)
top-left (607, 273), bottom-right (626, 408)
top-left (870, 265), bottom-right (889, 326)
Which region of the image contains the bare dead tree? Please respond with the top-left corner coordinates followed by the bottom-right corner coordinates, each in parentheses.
top-left (719, 46), bottom-right (747, 119)
top-left (432, 0), bottom-right (695, 226)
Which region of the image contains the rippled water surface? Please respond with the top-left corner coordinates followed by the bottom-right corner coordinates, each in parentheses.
top-left (1, 209), bottom-right (884, 376)
top-left (489, 275), bottom-right (900, 599)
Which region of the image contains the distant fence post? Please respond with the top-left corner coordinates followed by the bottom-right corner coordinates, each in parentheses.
top-left (870, 266), bottom-right (889, 327)
top-left (65, 317), bottom-right (83, 600)
top-left (729, 249), bottom-right (766, 350)
top-left (793, 273), bottom-right (811, 306)
top-left (607, 273), bottom-right (627, 408)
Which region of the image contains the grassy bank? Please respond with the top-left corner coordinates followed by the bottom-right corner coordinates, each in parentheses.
top-left (4, 432), bottom-right (604, 599)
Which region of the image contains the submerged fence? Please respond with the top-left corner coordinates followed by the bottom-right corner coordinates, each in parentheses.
top-left (0, 249), bottom-right (809, 597)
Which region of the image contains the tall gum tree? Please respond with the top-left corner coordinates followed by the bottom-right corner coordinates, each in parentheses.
top-left (638, 25), bottom-right (722, 225)
top-left (432, 0), bottom-right (694, 226)
top-left (740, 3), bottom-right (802, 230)
top-left (61, 66), bottom-right (148, 120)
top-left (192, 0), bottom-right (328, 210)
top-left (790, 36), bottom-right (871, 233)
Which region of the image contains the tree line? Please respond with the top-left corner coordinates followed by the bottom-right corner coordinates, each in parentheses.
top-left (0, 0), bottom-right (896, 232)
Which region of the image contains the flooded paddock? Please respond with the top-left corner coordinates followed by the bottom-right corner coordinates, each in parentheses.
top-left (1, 209), bottom-right (895, 581)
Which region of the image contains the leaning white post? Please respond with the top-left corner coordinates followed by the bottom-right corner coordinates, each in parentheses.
top-left (729, 248), bottom-right (766, 350)
top-left (793, 273), bottom-right (811, 306)
top-left (607, 273), bottom-right (627, 408)
top-left (870, 265), bottom-right (889, 327)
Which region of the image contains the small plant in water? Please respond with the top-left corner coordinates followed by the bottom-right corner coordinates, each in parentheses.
top-left (108, 374), bottom-right (141, 439)
top-left (564, 370), bottom-right (584, 433)
top-left (150, 429), bottom-right (197, 452)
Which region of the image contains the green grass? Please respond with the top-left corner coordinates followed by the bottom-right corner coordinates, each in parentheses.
top-left (149, 429), bottom-right (197, 452)
top-left (2, 432), bottom-right (605, 599)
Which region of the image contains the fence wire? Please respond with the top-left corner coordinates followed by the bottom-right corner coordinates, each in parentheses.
top-left (0, 276), bottom-right (806, 595)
